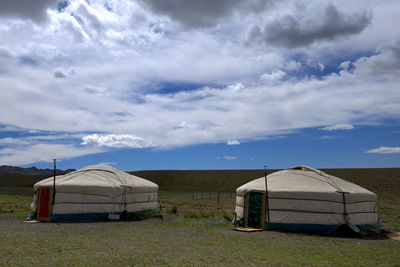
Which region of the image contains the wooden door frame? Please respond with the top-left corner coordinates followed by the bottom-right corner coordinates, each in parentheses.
top-left (244, 191), bottom-right (266, 229)
top-left (36, 187), bottom-right (53, 221)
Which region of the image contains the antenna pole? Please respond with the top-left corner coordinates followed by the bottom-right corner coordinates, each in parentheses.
top-left (52, 159), bottom-right (56, 206)
top-left (264, 165), bottom-right (270, 224)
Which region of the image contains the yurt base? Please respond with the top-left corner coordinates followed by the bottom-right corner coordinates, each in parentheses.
top-left (386, 231), bottom-right (400, 241)
top-left (233, 227), bottom-right (263, 232)
top-left (25, 209), bottom-right (161, 223)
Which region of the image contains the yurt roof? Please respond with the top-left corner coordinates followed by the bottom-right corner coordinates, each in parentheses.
top-left (236, 166), bottom-right (376, 203)
top-left (34, 165), bottom-right (158, 193)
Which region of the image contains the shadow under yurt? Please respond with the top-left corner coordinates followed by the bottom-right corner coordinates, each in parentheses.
top-left (233, 166), bottom-right (381, 235)
top-left (26, 165), bottom-right (160, 222)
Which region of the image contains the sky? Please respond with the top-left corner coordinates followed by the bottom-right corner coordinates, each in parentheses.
top-left (0, 0), bottom-right (399, 171)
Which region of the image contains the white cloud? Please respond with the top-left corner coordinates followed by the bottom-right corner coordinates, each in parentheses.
top-left (338, 61), bottom-right (352, 71)
top-left (260, 70), bottom-right (285, 83)
top-left (318, 62), bottom-right (325, 72)
top-left (84, 85), bottom-right (110, 96)
top-left (319, 135), bottom-right (338, 140)
top-left (227, 140), bottom-right (240, 145)
top-left (224, 155), bottom-right (237, 160)
top-left (81, 134), bottom-right (157, 148)
top-left (0, 137), bottom-right (28, 146)
top-left (0, 134), bottom-right (82, 146)
top-left (0, 1), bottom-right (399, 165)
top-left (320, 124), bottom-right (355, 131)
top-left (365, 146), bottom-right (400, 154)
top-left (0, 133), bottom-right (105, 165)
top-left (284, 60), bottom-right (302, 72)
top-left (176, 121), bottom-right (202, 130)
top-left (0, 143), bottom-right (102, 166)
top-left (98, 161), bottom-right (117, 166)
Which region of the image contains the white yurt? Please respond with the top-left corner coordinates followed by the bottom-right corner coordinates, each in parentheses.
top-left (27, 165), bottom-right (159, 222)
top-left (234, 166), bottom-right (380, 234)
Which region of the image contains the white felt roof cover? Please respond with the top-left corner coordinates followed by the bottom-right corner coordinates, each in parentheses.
top-left (236, 166), bottom-right (376, 203)
top-left (34, 165), bottom-right (158, 196)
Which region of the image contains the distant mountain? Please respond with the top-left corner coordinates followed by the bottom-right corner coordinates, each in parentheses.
top-left (0, 165), bottom-right (75, 176)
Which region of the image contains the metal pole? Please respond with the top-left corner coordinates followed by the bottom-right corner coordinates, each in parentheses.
top-left (52, 159), bottom-right (56, 206)
top-left (264, 165), bottom-right (270, 224)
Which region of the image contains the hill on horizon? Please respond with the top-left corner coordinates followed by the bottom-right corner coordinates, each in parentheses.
top-left (0, 165), bottom-right (75, 176)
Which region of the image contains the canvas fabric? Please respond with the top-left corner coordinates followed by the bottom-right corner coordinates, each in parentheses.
top-left (235, 166), bottom-right (378, 227)
top-left (30, 165), bottom-right (158, 217)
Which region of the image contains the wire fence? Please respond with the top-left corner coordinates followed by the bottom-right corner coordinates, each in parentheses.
top-left (192, 191), bottom-right (235, 204)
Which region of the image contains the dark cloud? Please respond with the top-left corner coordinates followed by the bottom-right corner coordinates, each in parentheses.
top-left (354, 42), bottom-right (400, 76)
top-left (0, 0), bottom-right (57, 22)
top-left (54, 70), bottom-right (67, 78)
top-left (19, 56), bottom-right (38, 66)
top-left (139, 0), bottom-right (272, 28)
top-left (249, 4), bottom-right (372, 48)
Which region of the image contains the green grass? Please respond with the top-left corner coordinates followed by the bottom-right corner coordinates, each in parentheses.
top-left (0, 215), bottom-right (399, 266)
top-left (0, 168), bottom-right (399, 266)
top-left (0, 193), bottom-right (32, 219)
top-left (0, 174), bottom-right (49, 188)
top-left (131, 169), bottom-right (267, 192)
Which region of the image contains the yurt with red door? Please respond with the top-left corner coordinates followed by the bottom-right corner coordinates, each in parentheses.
top-left (26, 165), bottom-right (159, 222)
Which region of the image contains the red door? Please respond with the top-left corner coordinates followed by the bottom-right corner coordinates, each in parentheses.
top-left (38, 188), bottom-right (52, 220)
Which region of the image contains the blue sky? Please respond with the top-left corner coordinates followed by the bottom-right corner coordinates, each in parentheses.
top-left (0, 0), bottom-right (399, 171)
top-left (1, 124), bottom-right (398, 171)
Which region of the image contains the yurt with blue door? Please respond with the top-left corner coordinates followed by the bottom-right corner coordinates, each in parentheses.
top-left (27, 165), bottom-right (159, 222)
top-left (234, 166), bottom-right (380, 234)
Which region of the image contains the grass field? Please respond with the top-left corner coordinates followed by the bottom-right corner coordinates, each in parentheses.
top-left (0, 168), bottom-right (399, 266)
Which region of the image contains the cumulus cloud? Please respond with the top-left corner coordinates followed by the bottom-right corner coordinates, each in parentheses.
top-left (260, 70), bottom-right (285, 83)
top-left (81, 134), bottom-right (157, 148)
top-left (0, 0), bottom-right (399, 166)
top-left (320, 124), bottom-right (355, 131)
top-left (353, 42), bottom-right (400, 76)
top-left (224, 155), bottom-right (237, 160)
top-left (249, 4), bottom-right (372, 48)
top-left (0, 0), bottom-right (56, 22)
top-left (227, 140), bottom-right (240, 145)
top-left (365, 146), bottom-right (400, 154)
top-left (338, 61), bottom-right (352, 71)
top-left (283, 60), bottom-right (302, 72)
